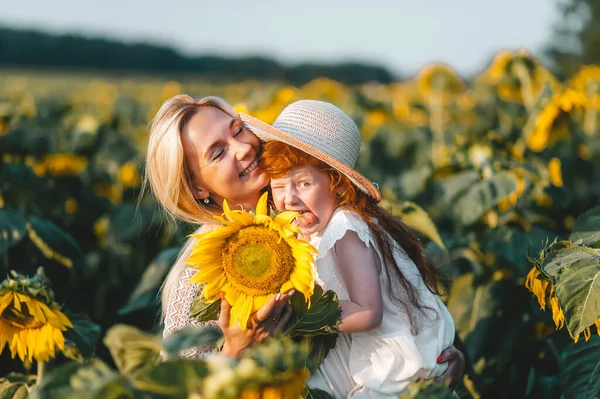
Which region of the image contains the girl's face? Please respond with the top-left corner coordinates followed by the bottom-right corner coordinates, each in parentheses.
top-left (270, 165), bottom-right (338, 236)
top-left (182, 107), bottom-right (270, 211)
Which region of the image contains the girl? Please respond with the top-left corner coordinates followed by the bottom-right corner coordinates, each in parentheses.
top-left (241, 100), bottom-right (457, 398)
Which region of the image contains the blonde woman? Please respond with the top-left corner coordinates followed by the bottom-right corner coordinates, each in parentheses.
top-left (145, 95), bottom-right (465, 388)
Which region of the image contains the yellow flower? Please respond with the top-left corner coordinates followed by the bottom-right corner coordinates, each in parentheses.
top-left (416, 64), bottom-right (464, 98)
top-left (119, 162), bottom-right (141, 188)
top-left (34, 154), bottom-right (88, 176)
top-left (526, 89), bottom-right (587, 152)
top-left (0, 269), bottom-right (72, 363)
top-left (568, 65), bottom-right (600, 106)
top-left (187, 193), bottom-right (317, 329)
top-left (548, 157), bottom-right (563, 187)
top-left (525, 266), bottom-right (550, 310)
top-left (550, 296), bottom-right (565, 330)
top-left (64, 198), bottom-right (79, 215)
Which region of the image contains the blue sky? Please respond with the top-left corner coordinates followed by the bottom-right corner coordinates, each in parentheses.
top-left (1, 0), bottom-right (559, 77)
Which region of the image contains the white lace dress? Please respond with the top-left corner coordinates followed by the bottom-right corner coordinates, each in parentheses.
top-left (307, 209), bottom-right (456, 398)
top-left (161, 225), bottom-right (219, 360)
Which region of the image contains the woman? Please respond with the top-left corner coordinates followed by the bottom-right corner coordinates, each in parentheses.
top-left (145, 94), bottom-right (465, 384)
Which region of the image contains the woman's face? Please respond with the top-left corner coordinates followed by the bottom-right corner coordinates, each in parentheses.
top-left (182, 107), bottom-right (269, 211)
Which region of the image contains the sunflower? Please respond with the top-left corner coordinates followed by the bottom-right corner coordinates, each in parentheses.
top-left (526, 89), bottom-right (587, 152)
top-left (525, 264), bottom-right (600, 343)
top-left (186, 192), bottom-right (317, 329)
top-left (0, 268), bottom-right (72, 363)
top-left (416, 64), bottom-right (464, 99)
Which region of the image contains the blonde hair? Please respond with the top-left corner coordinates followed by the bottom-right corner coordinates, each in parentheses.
top-left (144, 94), bottom-right (237, 225)
top-left (143, 95), bottom-right (237, 323)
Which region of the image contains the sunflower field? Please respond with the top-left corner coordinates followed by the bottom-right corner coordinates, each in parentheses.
top-left (1, 49), bottom-right (600, 399)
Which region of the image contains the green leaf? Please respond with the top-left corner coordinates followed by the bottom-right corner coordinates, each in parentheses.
top-left (118, 247), bottom-right (180, 315)
top-left (540, 246), bottom-right (600, 278)
top-left (190, 294), bottom-right (221, 322)
top-left (0, 208), bottom-right (26, 254)
top-left (302, 386), bottom-right (336, 399)
top-left (393, 201), bottom-right (446, 250)
top-left (452, 171), bottom-right (517, 226)
top-left (27, 216), bottom-right (86, 269)
top-left (62, 312), bottom-right (102, 360)
top-left (433, 170), bottom-right (479, 209)
top-left (103, 324), bottom-right (162, 376)
top-left (299, 333), bottom-right (339, 374)
top-left (0, 373), bottom-right (31, 399)
top-left (569, 206), bottom-right (600, 247)
top-left (110, 203), bottom-right (151, 242)
top-left (559, 335), bottom-right (600, 399)
top-left (161, 326), bottom-right (223, 358)
top-left (554, 257), bottom-right (600, 339)
top-left (284, 285), bottom-right (341, 336)
top-left (31, 359), bottom-right (133, 399)
top-left (482, 226), bottom-right (554, 275)
top-left (132, 359), bottom-right (208, 399)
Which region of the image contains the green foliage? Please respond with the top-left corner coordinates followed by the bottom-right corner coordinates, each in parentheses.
top-left (0, 209), bottom-right (26, 254)
top-left (569, 205), bottom-right (600, 247)
top-left (559, 335), bottom-right (600, 399)
top-left (161, 326), bottom-right (223, 358)
top-left (0, 374), bottom-right (31, 399)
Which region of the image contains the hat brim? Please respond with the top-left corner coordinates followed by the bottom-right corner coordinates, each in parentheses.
top-left (240, 113), bottom-right (381, 202)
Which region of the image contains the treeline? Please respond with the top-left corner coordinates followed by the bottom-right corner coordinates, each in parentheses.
top-left (0, 26), bottom-right (395, 84)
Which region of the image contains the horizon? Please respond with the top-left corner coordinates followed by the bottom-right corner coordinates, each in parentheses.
top-left (2, 0), bottom-right (559, 77)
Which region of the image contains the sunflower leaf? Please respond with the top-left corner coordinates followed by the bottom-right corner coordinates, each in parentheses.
top-left (540, 246), bottom-right (600, 279)
top-left (62, 312), bottom-right (102, 360)
top-left (190, 293), bottom-right (221, 322)
top-left (31, 359), bottom-right (132, 399)
top-left (0, 208), bottom-right (26, 254)
top-left (103, 324), bottom-right (162, 377)
top-left (162, 325), bottom-right (223, 357)
top-left (559, 335), bottom-right (600, 399)
top-left (0, 373), bottom-right (31, 399)
top-left (132, 359), bottom-right (209, 398)
top-left (118, 247), bottom-right (180, 316)
top-left (554, 257), bottom-right (600, 339)
top-left (302, 386), bottom-right (336, 399)
top-left (569, 205), bottom-right (600, 247)
top-left (284, 285), bottom-right (341, 336)
top-left (451, 171), bottom-right (518, 227)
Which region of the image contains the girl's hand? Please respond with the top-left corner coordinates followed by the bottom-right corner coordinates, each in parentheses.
top-left (435, 345), bottom-right (466, 389)
top-left (219, 290), bottom-right (295, 359)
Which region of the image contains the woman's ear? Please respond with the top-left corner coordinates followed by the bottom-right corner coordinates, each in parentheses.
top-left (192, 187), bottom-right (210, 200)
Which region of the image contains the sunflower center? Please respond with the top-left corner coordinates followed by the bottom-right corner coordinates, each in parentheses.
top-left (222, 225), bottom-right (295, 296)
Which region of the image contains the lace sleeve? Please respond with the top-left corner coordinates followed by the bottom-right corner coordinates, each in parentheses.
top-left (161, 225), bottom-right (219, 360)
top-left (162, 268), bottom-right (219, 360)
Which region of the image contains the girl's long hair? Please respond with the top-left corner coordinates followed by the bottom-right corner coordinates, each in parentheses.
top-left (260, 141), bottom-right (444, 333)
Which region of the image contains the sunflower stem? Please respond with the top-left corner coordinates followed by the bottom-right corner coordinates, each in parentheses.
top-left (427, 93), bottom-right (445, 168)
top-left (36, 361), bottom-right (45, 386)
top-left (584, 82), bottom-right (598, 135)
top-left (513, 62), bottom-right (535, 111)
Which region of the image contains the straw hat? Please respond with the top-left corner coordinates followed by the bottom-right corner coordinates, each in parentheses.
top-left (240, 100), bottom-right (381, 202)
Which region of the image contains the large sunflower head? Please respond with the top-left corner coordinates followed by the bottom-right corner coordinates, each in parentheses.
top-left (186, 192), bottom-right (317, 329)
top-left (0, 267), bottom-right (73, 363)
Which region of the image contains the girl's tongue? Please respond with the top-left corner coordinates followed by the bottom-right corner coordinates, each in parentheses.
top-left (294, 212), bottom-right (317, 226)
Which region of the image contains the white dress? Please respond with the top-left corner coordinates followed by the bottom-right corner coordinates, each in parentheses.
top-left (307, 209), bottom-right (456, 398)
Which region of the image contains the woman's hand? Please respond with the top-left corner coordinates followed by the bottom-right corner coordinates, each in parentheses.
top-left (219, 290), bottom-right (295, 359)
top-left (435, 345), bottom-right (466, 389)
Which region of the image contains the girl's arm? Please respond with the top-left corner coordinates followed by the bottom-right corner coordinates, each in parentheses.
top-left (334, 230), bottom-right (383, 333)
